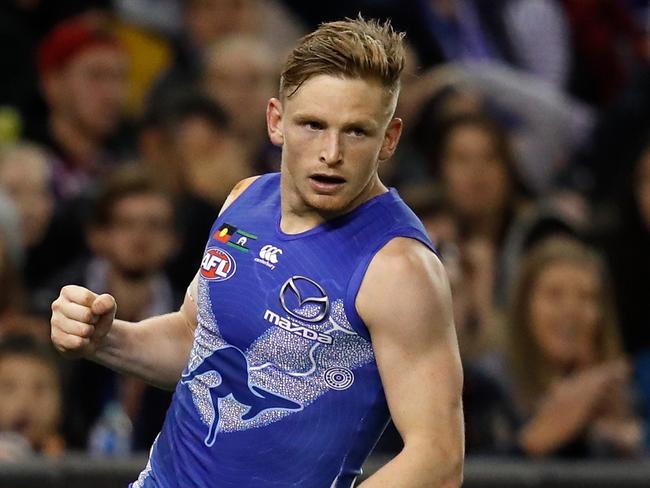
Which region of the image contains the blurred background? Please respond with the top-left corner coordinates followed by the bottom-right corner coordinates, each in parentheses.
top-left (1, 0), bottom-right (650, 486)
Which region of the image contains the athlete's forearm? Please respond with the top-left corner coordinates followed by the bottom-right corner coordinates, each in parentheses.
top-left (92, 312), bottom-right (195, 390)
top-left (359, 444), bottom-right (463, 488)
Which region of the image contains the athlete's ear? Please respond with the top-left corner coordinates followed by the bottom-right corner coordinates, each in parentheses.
top-left (378, 117), bottom-right (403, 162)
top-left (266, 98), bottom-right (284, 146)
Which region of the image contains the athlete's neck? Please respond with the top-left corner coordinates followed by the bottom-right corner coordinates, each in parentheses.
top-left (279, 174), bottom-right (387, 234)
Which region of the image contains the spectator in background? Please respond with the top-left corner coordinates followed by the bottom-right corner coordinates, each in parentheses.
top-left (0, 143), bottom-right (70, 292)
top-left (34, 166), bottom-right (180, 450)
top-left (161, 92), bottom-right (252, 207)
top-left (151, 0), bottom-right (302, 105)
top-left (32, 14), bottom-right (130, 201)
top-left (0, 335), bottom-right (64, 460)
top-left (0, 143), bottom-right (97, 343)
top-left (406, 63), bottom-right (594, 195)
top-left (510, 238), bottom-right (643, 458)
top-left (0, 144), bottom-right (54, 250)
top-left (429, 113), bottom-right (530, 309)
top-left (201, 35), bottom-right (281, 172)
top-left (0, 0), bottom-right (114, 134)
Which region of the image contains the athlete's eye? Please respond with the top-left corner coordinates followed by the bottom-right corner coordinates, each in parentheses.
top-left (347, 127), bottom-right (366, 137)
top-left (304, 121), bottom-right (323, 131)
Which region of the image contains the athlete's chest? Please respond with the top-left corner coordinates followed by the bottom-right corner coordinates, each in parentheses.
top-left (198, 218), bottom-right (352, 351)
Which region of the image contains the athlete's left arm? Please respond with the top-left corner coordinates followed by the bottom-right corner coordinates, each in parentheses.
top-left (356, 238), bottom-right (464, 488)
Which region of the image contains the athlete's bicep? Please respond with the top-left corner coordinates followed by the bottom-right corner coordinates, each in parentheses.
top-left (357, 239), bottom-right (464, 472)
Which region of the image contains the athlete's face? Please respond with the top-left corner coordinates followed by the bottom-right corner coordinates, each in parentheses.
top-left (267, 75), bottom-right (402, 218)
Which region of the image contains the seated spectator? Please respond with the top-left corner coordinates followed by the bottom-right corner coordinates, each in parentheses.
top-left (0, 143), bottom-right (77, 291)
top-left (34, 165), bottom-right (180, 450)
top-left (30, 14), bottom-right (131, 201)
top-left (160, 92), bottom-right (252, 206)
top-left (149, 0), bottom-right (302, 105)
top-left (200, 34), bottom-right (281, 173)
top-left (429, 112), bottom-right (531, 313)
top-left (0, 144), bottom-right (54, 250)
top-left (509, 238), bottom-right (643, 458)
top-left (0, 334), bottom-right (64, 460)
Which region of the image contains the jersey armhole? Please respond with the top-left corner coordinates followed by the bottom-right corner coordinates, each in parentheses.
top-left (343, 228), bottom-right (438, 342)
top-left (216, 174), bottom-right (266, 221)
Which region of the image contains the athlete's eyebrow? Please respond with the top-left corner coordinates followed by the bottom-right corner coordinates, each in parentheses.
top-left (292, 113), bottom-right (327, 125)
top-left (292, 113), bottom-right (378, 132)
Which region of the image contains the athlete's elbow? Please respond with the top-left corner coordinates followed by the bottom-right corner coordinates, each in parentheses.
top-left (403, 441), bottom-right (464, 487)
top-left (432, 449), bottom-right (464, 488)
top-left (440, 459), bottom-right (463, 488)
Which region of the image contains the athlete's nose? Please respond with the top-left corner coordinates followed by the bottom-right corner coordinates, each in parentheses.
top-left (319, 130), bottom-right (342, 166)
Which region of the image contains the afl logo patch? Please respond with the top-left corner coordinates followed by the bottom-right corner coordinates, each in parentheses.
top-left (200, 247), bottom-right (237, 281)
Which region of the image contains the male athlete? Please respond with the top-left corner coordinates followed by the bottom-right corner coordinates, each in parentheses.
top-left (51, 17), bottom-right (464, 487)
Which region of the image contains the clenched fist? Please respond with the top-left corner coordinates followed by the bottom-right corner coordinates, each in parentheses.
top-left (50, 285), bottom-right (117, 359)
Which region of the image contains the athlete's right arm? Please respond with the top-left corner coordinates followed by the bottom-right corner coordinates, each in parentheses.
top-left (50, 176), bottom-right (260, 390)
top-left (50, 278), bottom-right (199, 390)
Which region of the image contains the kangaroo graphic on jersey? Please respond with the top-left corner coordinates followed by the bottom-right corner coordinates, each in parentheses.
top-left (181, 345), bottom-right (302, 446)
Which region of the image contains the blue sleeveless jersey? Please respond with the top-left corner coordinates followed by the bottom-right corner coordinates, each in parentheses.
top-left (132, 173), bottom-right (434, 488)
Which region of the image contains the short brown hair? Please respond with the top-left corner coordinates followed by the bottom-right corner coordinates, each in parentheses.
top-left (280, 16), bottom-right (405, 99)
top-left (90, 165), bottom-right (174, 228)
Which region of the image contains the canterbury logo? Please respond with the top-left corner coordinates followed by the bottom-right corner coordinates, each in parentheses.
top-left (259, 245), bottom-right (283, 264)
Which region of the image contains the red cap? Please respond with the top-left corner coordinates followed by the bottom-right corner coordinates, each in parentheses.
top-left (37, 16), bottom-right (121, 78)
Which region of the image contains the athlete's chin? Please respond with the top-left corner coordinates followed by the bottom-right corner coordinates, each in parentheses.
top-left (305, 193), bottom-right (352, 215)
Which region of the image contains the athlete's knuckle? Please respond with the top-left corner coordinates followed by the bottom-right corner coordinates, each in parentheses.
top-left (81, 309), bottom-right (94, 324)
top-left (67, 335), bottom-right (84, 350)
top-left (80, 324), bottom-right (94, 338)
top-left (61, 285), bottom-right (76, 297)
top-left (50, 315), bottom-right (61, 330)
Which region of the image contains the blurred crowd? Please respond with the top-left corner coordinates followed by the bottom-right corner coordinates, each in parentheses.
top-left (0, 0), bottom-right (650, 464)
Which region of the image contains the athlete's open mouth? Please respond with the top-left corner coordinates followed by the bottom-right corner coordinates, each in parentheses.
top-left (309, 174), bottom-right (346, 185)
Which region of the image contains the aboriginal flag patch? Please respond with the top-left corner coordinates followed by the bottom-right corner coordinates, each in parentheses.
top-left (214, 223), bottom-right (237, 243)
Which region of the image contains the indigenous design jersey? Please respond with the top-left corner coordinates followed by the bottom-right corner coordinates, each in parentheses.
top-left (133, 173), bottom-right (434, 488)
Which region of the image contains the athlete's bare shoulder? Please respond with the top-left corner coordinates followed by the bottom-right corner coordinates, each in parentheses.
top-left (219, 176), bottom-right (261, 216)
top-left (357, 237), bottom-right (451, 336)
